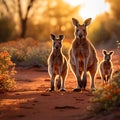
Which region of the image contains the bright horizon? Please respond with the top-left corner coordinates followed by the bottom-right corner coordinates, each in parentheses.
top-left (64, 0), bottom-right (110, 20)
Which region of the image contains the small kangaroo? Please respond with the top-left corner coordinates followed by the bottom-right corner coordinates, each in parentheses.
top-left (69, 18), bottom-right (98, 91)
top-left (48, 34), bottom-right (68, 91)
top-left (100, 50), bottom-right (114, 84)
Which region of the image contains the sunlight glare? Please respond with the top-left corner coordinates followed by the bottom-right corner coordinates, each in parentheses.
top-left (64, 0), bottom-right (110, 20)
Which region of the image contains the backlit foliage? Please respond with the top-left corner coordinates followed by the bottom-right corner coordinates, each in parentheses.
top-left (0, 51), bottom-right (16, 92)
top-left (90, 71), bottom-right (120, 112)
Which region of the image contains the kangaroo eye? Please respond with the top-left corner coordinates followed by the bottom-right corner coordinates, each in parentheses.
top-left (83, 29), bottom-right (86, 32)
top-left (59, 42), bottom-right (61, 45)
top-left (76, 29), bottom-right (79, 32)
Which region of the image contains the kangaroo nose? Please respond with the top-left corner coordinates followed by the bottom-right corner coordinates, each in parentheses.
top-left (79, 34), bottom-right (82, 38)
top-left (56, 47), bottom-right (59, 49)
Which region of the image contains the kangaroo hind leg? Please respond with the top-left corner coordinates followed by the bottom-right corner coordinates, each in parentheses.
top-left (70, 62), bottom-right (82, 92)
top-left (89, 63), bottom-right (97, 91)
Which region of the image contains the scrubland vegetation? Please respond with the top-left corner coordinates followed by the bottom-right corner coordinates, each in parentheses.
top-left (0, 38), bottom-right (71, 67)
top-left (88, 70), bottom-right (120, 113)
top-left (0, 51), bottom-right (16, 92)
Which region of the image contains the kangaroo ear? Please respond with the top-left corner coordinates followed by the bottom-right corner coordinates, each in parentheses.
top-left (109, 51), bottom-right (114, 55)
top-left (50, 34), bottom-right (56, 41)
top-left (59, 35), bottom-right (64, 41)
top-left (103, 50), bottom-right (107, 55)
top-left (72, 18), bottom-right (79, 27)
top-left (84, 18), bottom-right (92, 27)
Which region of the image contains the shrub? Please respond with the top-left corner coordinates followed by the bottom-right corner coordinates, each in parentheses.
top-left (0, 51), bottom-right (16, 92)
top-left (0, 38), bottom-right (70, 67)
top-left (90, 70), bottom-right (120, 113)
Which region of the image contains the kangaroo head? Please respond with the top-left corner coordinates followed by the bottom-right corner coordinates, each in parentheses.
top-left (50, 34), bottom-right (64, 50)
top-left (103, 50), bottom-right (114, 61)
top-left (72, 18), bottom-right (92, 39)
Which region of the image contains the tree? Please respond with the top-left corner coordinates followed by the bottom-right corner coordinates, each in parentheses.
top-left (0, 0), bottom-right (81, 41)
top-left (1, 0), bottom-right (35, 38)
top-left (18, 0), bottom-right (34, 38)
top-left (35, 0), bottom-right (81, 41)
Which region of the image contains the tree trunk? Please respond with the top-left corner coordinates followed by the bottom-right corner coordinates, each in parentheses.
top-left (20, 19), bottom-right (27, 38)
top-left (18, 0), bottom-right (34, 38)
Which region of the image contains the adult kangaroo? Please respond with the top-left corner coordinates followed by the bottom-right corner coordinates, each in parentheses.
top-left (69, 18), bottom-right (98, 92)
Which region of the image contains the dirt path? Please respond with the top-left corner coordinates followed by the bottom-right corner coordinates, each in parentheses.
top-left (0, 67), bottom-right (99, 120)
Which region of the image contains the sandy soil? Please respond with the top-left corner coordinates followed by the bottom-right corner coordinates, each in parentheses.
top-left (0, 50), bottom-right (120, 120)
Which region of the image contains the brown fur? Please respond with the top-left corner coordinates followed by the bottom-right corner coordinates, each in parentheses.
top-left (48, 34), bottom-right (68, 91)
top-left (100, 50), bottom-right (114, 84)
top-left (69, 18), bottom-right (98, 91)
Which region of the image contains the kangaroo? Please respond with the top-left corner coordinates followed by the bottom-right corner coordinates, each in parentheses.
top-left (100, 50), bottom-right (114, 84)
top-left (48, 34), bottom-right (68, 91)
top-left (69, 18), bottom-right (98, 92)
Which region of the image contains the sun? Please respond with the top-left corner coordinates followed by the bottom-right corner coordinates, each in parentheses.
top-left (64, 0), bottom-right (110, 20)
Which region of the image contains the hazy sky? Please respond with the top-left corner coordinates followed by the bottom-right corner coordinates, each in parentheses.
top-left (64, 0), bottom-right (110, 19)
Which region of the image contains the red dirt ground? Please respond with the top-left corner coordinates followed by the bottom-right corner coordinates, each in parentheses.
top-left (0, 50), bottom-right (120, 120)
